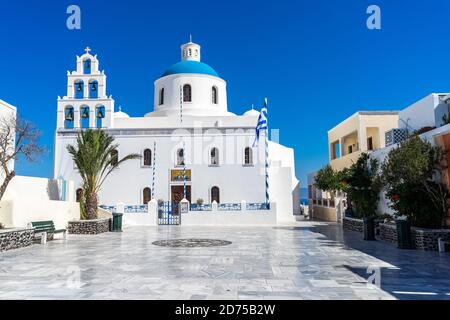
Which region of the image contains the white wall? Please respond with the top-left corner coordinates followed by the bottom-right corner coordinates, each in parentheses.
top-left (182, 203), bottom-right (277, 226)
top-left (153, 74), bottom-right (229, 117)
top-left (55, 129), bottom-right (299, 221)
top-left (398, 93), bottom-right (446, 131)
top-left (0, 199), bottom-right (79, 230)
top-left (0, 176), bottom-right (79, 229)
top-left (3, 176), bottom-right (75, 202)
top-left (56, 129), bottom-right (266, 205)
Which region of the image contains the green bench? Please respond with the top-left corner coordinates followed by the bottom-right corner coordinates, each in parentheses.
top-left (29, 221), bottom-right (67, 244)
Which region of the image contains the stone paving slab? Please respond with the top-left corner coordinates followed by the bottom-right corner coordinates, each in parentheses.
top-left (0, 221), bottom-right (449, 300)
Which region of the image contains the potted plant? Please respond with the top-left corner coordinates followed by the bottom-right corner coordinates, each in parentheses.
top-left (196, 198), bottom-right (204, 206)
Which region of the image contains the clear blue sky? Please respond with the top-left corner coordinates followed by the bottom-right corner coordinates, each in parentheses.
top-left (1, 0), bottom-right (450, 187)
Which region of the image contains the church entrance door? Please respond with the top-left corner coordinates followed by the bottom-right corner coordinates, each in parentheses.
top-left (171, 185), bottom-right (191, 214)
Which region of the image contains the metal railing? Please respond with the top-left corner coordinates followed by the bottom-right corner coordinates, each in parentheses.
top-left (190, 204), bottom-right (212, 211)
top-left (218, 203), bottom-right (242, 211)
top-left (99, 204), bottom-right (148, 214)
top-left (246, 203), bottom-right (269, 210)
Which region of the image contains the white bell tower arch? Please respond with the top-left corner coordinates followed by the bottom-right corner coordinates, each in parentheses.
top-left (56, 47), bottom-right (115, 130)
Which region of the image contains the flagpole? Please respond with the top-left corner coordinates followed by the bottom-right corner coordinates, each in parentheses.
top-left (180, 85), bottom-right (187, 200)
top-left (152, 141), bottom-right (156, 201)
top-left (264, 98), bottom-right (270, 209)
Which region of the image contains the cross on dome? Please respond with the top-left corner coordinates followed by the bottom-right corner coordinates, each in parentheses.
top-left (84, 47), bottom-right (91, 54)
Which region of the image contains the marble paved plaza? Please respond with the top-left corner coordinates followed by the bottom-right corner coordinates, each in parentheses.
top-left (1, 221), bottom-right (450, 300)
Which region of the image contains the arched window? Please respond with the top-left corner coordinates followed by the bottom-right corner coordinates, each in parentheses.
top-left (64, 106), bottom-right (74, 129)
top-left (212, 86), bottom-right (218, 104)
top-left (183, 84), bottom-right (192, 102)
top-left (83, 59), bottom-right (92, 74)
top-left (143, 187), bottom-right (151, 204)
top-left (96, 105), bottom-right (105, 128)
top-left (76, 188), bottom-right (83, 203)
top-left (111, 150), bottom-right (119, 166)
top-left (143, 149), bottom-right (152, 166)
top-left (80, 106), bottom-right (90, 128)
top-left (89, 80), bottom-right (98, 99)
top-left (211, 186), bottom-right (220, 203)
top-left (177, 148), bottom-right (185, 166)
top-left (244, 147), bottom-right (253, 165)
top-left (210, 147), bottom-right (219, 166)
top-left (159, 88), bottom-right (165, 105)
top-left (74, 80), bottom-right (84, 99)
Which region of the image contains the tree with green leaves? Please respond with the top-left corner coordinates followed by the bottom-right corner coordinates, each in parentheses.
top-left (67, 129), bottom-right (141, 220)
top-left (344, 153), bottom-right (382, 218)
top-left (315, 165), bottom-right (344, 193)
top-left (381, 136), bottom-right (448, 228)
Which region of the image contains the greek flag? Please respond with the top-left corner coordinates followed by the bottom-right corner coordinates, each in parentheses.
top-left (253, 99), bottom-right (268, 147)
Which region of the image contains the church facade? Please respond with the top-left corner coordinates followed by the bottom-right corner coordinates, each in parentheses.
top-left (53, 40), bottom-right (300, 224)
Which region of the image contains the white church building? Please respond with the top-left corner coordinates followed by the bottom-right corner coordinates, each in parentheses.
top-left (53, 39), bottom-right (300, 225)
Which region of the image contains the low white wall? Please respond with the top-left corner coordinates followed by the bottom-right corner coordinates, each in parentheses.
top-left (182, 203), bottom-right (277, 226)
top-left (0, 199), bottom-right (80, 230)
top-left (121, 201), bottom-right (157, 226)
top-left (3, 176), bottom-right (75, 202)
top-left (123, 212), bottom-right (158, 226)
top-left (0, 175), bottom-right (79, 229)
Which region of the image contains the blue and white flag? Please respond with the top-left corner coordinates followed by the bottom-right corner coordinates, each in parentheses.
top-left (253, 98), bottom-right (268, 147)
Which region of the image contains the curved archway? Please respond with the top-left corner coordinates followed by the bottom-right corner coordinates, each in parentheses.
top-left (143, 187), bottom-right (151, 204)
top-left (95, 105), bottom-right (105, 128)
top-left (64, 106), bottom-right (74, 129)
top-left (183, 84), bottom-right (192, 102)
top-left (83, 58), bottom-right (92, 74)
top-left (74, 80), bottom-right (84, 99)
top-left (76, 188), bottom-right (83, 203)
top-left (143, 149), bottom-right (152, 166)
top-left (211, 186), bottom-right (220, 204)
top-left (80, 106), bottom-right (90, 128)
top-left (210, 147), bottom-right (219, 166)
top-left (212, 86), bottom-right (218, 104)
top-left (176, 148), bottom-right (185, 166)
top-left (244, 147), bottom-right (253, 165)
top-left (111, 150), bottom-right (119, 166)
top-left (89, 80), bottom-right (98, 99)
top-left (159, 88), bottom-right (165, 105)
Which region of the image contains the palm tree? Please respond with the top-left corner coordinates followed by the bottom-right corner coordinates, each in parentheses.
top-left (67, 129), bottom-right (141, 220)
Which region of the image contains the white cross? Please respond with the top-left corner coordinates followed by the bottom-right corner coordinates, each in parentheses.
top-left (85, 47), bottom-right (91, 54)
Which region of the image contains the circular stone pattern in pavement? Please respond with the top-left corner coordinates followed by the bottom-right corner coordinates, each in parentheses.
top-left (152, 239), bottom-right (232, 248)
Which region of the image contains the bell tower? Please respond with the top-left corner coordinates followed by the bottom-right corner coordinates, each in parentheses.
top-left (180, 35), bottom-right (201, 62)
top-left (56, 47), bottom-right (115, 130)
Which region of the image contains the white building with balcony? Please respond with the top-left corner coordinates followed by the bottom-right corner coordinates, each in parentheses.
top-left (53, 40), bottom-right (300, 225)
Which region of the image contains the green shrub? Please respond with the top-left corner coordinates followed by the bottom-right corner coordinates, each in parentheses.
top-left (343, 153), bottom-right (382, 218)
top-left (381, 136), bottom-right (449, 228)
top-left (315, 165), bottom-right (343, 192)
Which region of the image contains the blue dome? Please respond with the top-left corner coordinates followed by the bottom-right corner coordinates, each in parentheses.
top-left (161, 60), bottom-right (219, 77)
